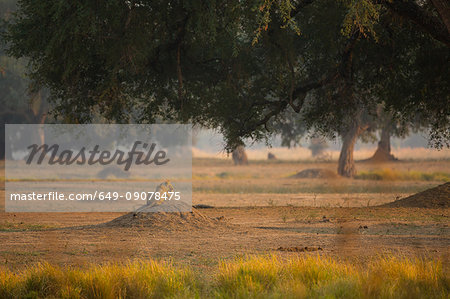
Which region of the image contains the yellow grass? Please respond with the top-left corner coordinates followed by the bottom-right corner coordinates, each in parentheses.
top-left (0, 260), bottom-right (198, 298)
top-left (0, 256), bottom-right (447, 298)
top-left (217, 255), bottom-right (448, 298)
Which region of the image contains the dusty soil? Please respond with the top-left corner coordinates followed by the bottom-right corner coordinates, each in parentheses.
top-left (0, 207), bottom-right (448, 271)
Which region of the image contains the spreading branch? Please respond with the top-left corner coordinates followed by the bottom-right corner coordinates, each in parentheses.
top-left (430, 0), bottom-right (450, 35)
top-left (377, 0), bottom-right (450, 47)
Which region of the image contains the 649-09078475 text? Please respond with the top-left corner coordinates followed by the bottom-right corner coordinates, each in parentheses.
top-left (9, 191), bottom-right (182, 201)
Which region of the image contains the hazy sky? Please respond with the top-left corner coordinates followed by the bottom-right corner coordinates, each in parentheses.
top-left (193, 129), bottom-right (431, 152)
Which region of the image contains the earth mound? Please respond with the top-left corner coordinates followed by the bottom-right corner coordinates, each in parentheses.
top-left (361, 150), bottom-right (398, 163)
top-left (381, 182), bottom-right (449, 208)
top-left (100, 207), bottom-right (224, 230)
top-left (290, 168), bottom-right (338, 179)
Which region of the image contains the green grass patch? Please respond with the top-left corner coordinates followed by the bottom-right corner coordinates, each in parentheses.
top-left (0, 222), bottom-right (56, 232)
top-left (0, 250), bottom-right (48, 257)
top-left (215, 172), bottom-right (261, 179)
top-left (194, 183), bottom-right (431, 194)
top-left (193, 172), bottom-right (261, 180)
top-left (0, 256), bottom-right (447, 298)
top-left (355, 169), bottom-right (450, 182)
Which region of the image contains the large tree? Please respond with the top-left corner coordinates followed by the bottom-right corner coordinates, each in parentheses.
top-left (2, 0), bottom-right (449, 160)
top-left (0, 0), bottom-right (50, 159)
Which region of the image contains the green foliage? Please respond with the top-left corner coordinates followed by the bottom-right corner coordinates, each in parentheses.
top-left (340, 0), bottom-right (380, 40)
top-left (252, 0), bottom-right (301, 45)
top-left (2, 0), bottom-right (449, 150)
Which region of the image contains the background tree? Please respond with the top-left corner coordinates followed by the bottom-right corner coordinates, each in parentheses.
top-left (232, 145), bottom-right (249, 166)
top-left (364, 106), bottom-right (428, 163)
top-left (308, 138), bottom-right (328, 158)
top-left (1, 0), bottom-right (50, 159)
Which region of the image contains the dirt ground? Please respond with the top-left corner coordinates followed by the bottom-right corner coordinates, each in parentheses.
top-left (0, 159), bottom-right (449, 272)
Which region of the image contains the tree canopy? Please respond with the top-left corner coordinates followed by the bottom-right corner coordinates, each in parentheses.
top-left (2, 0), bottom-right (449, 152)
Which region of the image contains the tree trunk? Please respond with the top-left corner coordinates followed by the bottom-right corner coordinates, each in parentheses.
top-left (338, 124), bottom-right (365, 177)
top-left (30, 90), bottom-right (48, 145)
top-left (232, 145), bottom-right (248, 165)
top-left (378, 126), bottom-right (391, 154)
top-left (37, 113), bottom-right (47, 146)
top-left (368, 125), bottom-right (398, 162)
top-left (0, 123), bottom-right (5, 160)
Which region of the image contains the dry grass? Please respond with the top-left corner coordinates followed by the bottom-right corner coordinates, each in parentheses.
top-left (217, 255), bottom-right (448, 299)
top-left (193, 178), bottom-right (437, 194)
top-left (193, 147), bottom-right (450, 162)
top-left (355, 169), bottom-right (450, 182)
top-left (1, 256), bottom-right (447, 298)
